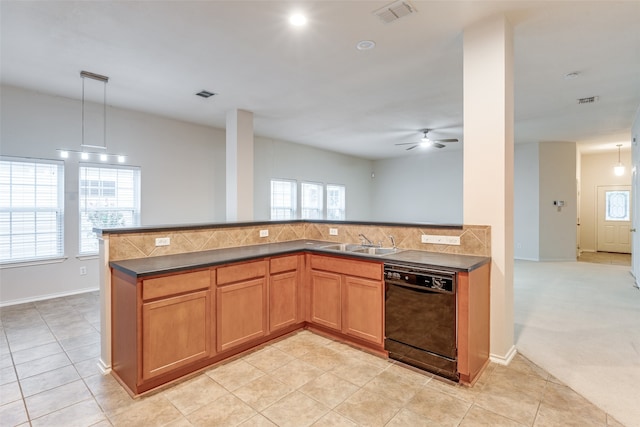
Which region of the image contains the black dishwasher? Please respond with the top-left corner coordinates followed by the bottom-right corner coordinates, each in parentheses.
top-left (384, 262), bottom-right (458, 381)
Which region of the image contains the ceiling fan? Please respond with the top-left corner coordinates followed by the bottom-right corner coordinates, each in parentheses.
top-left (396, 129), bottom-right (459, 151)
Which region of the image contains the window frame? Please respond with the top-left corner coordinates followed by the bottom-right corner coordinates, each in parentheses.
top-left (78, 163), bottom-right (141, 255)
top-left (326, 183), bottom-right (346, 220)
top-left (270, 178), bottom-right (297, 220)
top-left (301, 181), bottom-right (324, 219)
top-left (0, 156), bottom-right (65, 265)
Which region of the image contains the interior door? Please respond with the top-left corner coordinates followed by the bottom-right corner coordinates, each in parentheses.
top-left (597, 185), bottom-right (632, 253)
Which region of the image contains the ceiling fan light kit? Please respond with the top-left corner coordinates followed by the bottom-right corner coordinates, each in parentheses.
top-left (395, 129), bottom-right (458, 151)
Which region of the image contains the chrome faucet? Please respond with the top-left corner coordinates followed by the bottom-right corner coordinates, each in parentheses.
top-left (358, 233), bottom-right (375, 247)
top-left (389, 235), bottom-right (396, 249)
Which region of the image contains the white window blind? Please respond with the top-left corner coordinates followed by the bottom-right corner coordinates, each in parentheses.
top-left (79, 164), bottom-right (140, 254)
top-left (271, 179), bottom-right (297, 219)
top-left (301, 182), bottom-right (323, 219)
top-left (0, 157), bottom-right (64, 263)
top-left (327, 184), bottom-right (346, 220)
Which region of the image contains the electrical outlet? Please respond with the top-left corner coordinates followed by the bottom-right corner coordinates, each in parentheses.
top-left (259, 229), bottom-right (269, 238)
top-left (79, 266), bottom-right (87, 276)
top-left (329, 228), bottom-right (338, 236)
top-left (421, 235), bottom-right (461, 245)
top-left (155, 237), bottom-right (170, 246)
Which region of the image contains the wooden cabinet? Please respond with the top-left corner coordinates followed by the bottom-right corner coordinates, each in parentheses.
top-left (309, 269), bottom-right (342, 330)
top-left (111, 268), bottom-right (212, 394)
top-left (269, 255), bottom-right (302, 332)
top-left (216, 260), bottom-right (267, 352)
top-left (457, 262), bottom-right (491, 385)
top-left (308, 254), bottom-right (384, 347)
top-left (142, 290), bottom-right (210, 380)
top-left (141, 270), bottom-right (212, 381)
top-left (342, 275), bottom-right (384, 345)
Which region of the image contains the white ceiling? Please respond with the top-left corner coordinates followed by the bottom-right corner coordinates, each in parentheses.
top-left (1, 1), bottom-right (639, 159)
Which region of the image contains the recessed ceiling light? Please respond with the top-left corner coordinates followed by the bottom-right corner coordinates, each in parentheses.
top-left (356, 40), bottom-right (376, 51)
top-left (289, 13), bottom-right (307, 26)
top-left (564, 71), bottom-right (580, 80)
top-left (196, 90), bottom-right (216, 98)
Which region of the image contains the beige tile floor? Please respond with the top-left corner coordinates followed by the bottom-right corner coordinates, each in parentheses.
top-left (0, 292), bottom-right (625, 426)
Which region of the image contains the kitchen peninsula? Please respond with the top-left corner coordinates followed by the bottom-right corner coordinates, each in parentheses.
top-left (99, 220), bottom-right (491, 396)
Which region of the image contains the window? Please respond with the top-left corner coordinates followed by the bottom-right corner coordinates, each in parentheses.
top-left (327, 184), bottom-right (346, 220)
top-left (605, 190), bottom-right (630, 221)
top-left (0, 157), bottom-right (64, 263)
top-left (301, 182), bottom-right (323, 219)
top-left (79, 164), bottom-right (140, 254)
top-left (270, 179), bottom-right (296, 219)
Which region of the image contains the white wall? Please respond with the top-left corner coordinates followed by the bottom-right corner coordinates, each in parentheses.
top-left (580, 149), bottom-right (632, 252)
top-left (0, 85), bottom-right (225, 304)
top-left (253, 138), bottom-right (373, 221)
top-left (370, 150), bottom-right (463, 223)
top-left (514, 142), bottom-right (540, 260)
top-left (539, 141), bottom-right (577, 261)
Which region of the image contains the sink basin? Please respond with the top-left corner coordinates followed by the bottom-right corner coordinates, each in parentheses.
top-left (319, 243), bottom-right (402, 256)
top-left (352, 247), bottom-right (402, 256)
top-left (320, 243), bottom-right (364, 252)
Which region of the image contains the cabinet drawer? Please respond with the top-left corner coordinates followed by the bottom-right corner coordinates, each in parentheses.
top-left (270, 255), bottom-right (299, 274)
top-left (142, 270), bottom-right (210, 301)
top-left (217, 260), bottom-right (267, 285)
top-left (310, 255), bottom-right (382, 281)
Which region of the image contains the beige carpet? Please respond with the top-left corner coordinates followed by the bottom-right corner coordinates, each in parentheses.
top-left (514, 260), bottom-right (640, 427)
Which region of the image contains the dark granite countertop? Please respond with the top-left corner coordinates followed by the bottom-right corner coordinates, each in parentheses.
top-left (110, 240), bottom-right (490, 278)
top-left (96, 219), bottom-right (462, 236)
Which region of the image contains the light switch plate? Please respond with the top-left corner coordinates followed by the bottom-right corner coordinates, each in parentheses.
top-left (329, 228), bottom-right (338, 236)
top-left (421, 235), bottom-right (461, 245)
top-left (259, 229), bottom-right (269, 238)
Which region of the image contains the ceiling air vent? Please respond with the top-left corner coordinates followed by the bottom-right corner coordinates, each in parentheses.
top-left (196, 90), bottom-right (216, 98)
top-left (373, 0), bottom-right (416, 24)
top-left (577, 96), bottom-right (599, 104)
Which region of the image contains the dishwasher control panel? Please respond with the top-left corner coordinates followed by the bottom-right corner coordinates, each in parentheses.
top-left (384, 263), bottom-right (455, 293)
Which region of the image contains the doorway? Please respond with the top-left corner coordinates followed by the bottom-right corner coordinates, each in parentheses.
top-left (597, 185), bottom-right (632, 253)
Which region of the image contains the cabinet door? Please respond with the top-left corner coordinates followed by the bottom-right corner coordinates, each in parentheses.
top-left (142, 290), bottom-right (211, 381)
top-left (342, 276), bottom-right (383, 345)
top-left (217, 278), bottom-right (267, 352)
top-left (310, 270), bottom-right (342, 331)
top-left (270, 271), bottom-right (299, 332)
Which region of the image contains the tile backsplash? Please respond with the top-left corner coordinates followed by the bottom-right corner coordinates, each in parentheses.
top-left (107, 222), bottom-right (490, 261)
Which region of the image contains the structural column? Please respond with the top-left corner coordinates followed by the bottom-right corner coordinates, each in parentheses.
top-left (226, 109), bottom-right (254, 221)
top-left (463, 15), bottom-right (515, 363)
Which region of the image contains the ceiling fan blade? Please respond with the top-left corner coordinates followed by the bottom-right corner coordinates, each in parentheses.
top-left (395, 142), bottom-right (418, 146)
top-left (406, 145), bottom-right (418, 151)
top-left (432, 138), bottom-right (458, 143)
top-left (430, 142), bottom-right (446, 149)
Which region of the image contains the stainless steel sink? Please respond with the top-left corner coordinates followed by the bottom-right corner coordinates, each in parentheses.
top-left (352, 247), bottom-right (402, 256)
top-left (319, 243), bottom-right (365, 252)
top-left (319, 243), bottom-right (402, 256)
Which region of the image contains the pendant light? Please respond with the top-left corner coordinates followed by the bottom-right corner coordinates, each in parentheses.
top-left (614, 144), bottom-right (625, 176)
top-left (57, 71), bottom-right (126, 163)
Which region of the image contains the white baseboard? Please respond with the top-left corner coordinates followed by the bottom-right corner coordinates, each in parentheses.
top-left (0, 287), bottom-right (100, 307)
top-left (97, 358), bottom-right (111, 375)
top-left (490, 345), bottom-right (517, 366)
top-left (514, 256), bottom-right (539, 261)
